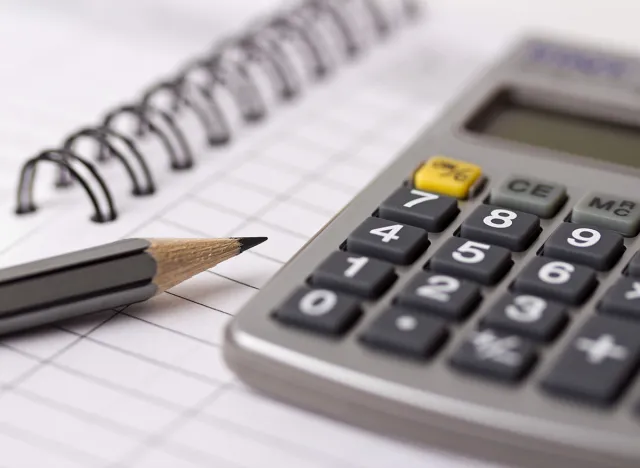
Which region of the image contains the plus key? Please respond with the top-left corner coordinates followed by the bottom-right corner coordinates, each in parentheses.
top-left (542, 316), bottom-right (640, 404)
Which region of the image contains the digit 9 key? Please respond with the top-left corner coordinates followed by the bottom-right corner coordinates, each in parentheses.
top-left (225, 37), bottom-right (640, 468)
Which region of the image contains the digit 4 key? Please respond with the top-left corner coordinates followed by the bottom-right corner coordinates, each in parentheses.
top-left (224, 37), bottom-right (640, 468)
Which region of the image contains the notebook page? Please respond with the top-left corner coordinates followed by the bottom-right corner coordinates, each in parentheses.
top-left (0, 4), bottom-right (515, 468)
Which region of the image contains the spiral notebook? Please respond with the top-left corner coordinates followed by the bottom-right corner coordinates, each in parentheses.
top-left (0, 1), bottom-right (507, 467)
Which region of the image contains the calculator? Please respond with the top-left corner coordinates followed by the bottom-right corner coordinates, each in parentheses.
top-left (223, 37), bottom-right (640, 468)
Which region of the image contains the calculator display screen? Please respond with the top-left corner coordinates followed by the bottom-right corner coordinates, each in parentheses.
top-left (468, 96), bottom-right (640, 169)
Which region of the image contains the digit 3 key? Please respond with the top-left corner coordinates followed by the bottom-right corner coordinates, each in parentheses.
top-left (225, 37), bottom-right (640, 468)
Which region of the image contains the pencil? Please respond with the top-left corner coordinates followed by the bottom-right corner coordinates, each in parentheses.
top-left (0, 237), bottom-right (267, 336)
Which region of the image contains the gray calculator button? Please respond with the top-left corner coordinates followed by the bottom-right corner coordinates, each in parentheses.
top-left (460, 205), bottom-right (540, 251)
top-left (310, 251), bottom-right (396, 299)
top-left (491, 175), bottom-right (566, 218)
top-left (347, 217), bottom-right (429, 265)
top-left (543, 222), bottom-right (624, 271)
top-left (378, 187), bottom-right (459, 232)
top-left (429, 237), bottom-right (512, 285)
top-left (396, 271), bottom-right (481, 321)
top-left (599, 277), bottom-right (640, 320)
top-left (572, 192), bottom-right (640, 236)
top-left (542, 315), bottom-right (640, 404)
top-left (273, 287), bottom-right (361, 336)
top-left (360, 308), bottom-right (448, 359)
top-left (513, 257), bottom-right (596, 305)
top-left (626, 252), bottom-right (640, 277)
top-left (482, 293), bottom-right (568, 342)
top-left (450, 328), bottom-right (537, 382)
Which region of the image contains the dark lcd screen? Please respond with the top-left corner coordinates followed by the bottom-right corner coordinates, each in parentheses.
top-left (467, 93), bottom-right (640, 168)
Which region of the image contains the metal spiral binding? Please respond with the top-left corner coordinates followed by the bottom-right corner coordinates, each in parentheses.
top-left (15, 0), bottom-right (421, 223)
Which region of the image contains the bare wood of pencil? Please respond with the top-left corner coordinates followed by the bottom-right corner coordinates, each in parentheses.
top-left (0, 237), bottom-right (267, 336)
top-left (150, 237), bottom-right (267, 292)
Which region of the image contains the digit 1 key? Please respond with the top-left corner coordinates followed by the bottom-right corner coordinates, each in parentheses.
top-left (310, 251), bottom-right (396, 299)
top-left (346, 217), bottom-right (429, 265)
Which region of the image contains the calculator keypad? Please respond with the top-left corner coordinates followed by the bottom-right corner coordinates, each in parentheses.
top-left (274, 287), bottom-right (361, 335)
top-left (270, 162), bottom-right (640, 412)
top-left (429, 237), bottom-right (512, 285)
top-left (543, 222), bottom-right (624, 271)
top-left (310, 251), bottom-right (396, 299)
top-left (396, 272), bottom-right (481, 321)
top-left (460, 205), bottom-right (540, 251)
top-left (450, 328), bottom-right (537, 382)
top-left (542, 316), bottom-right (640, 405)
top-left (482, 293), bottom-right (568, 342)
top-left (512, 257), bottom-right (596, 305)
top-left (347, 217), bottom-right (429, 265)
top-left (378, 187), bottom-right (458, 232)
top-left (360, 307), bottom-right (448, 359)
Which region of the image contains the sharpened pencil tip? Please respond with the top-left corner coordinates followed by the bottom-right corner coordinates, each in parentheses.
top-left (236, 237), bottom-right (268, 253)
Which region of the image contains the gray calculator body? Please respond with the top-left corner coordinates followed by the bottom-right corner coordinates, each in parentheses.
top-left (224, 37), bottom-right (640, 468)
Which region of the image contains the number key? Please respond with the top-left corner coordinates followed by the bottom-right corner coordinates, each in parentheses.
top-left (429, 237), bottom-right (512, 285)
top-left (378, 187), bottom-right (459, 232)
top-left (482, 293), bottom-right (568, 342)
top-left (513, 257), bottom-right (596, 305)
top-left (460, 205), bottom-right (540, 251)
top-left (544, 223), bottom-right (624, 271)
top-left (273, 287), bottom-right (361, 335)
top-left (310, 251), bottom-right (396, 299)
top-left (347, 217), bottom-right (429, 265)
top-left (396, 271), bottom-right (481, 320)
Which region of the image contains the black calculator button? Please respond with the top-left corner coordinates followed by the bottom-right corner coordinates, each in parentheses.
top-left (450, 329), bottom-right (537, 382)
top-left (544, 223), bottom-right (623, 271)
top-left (542, 315), bottom-right (640, 404)
top-left (482, 293), bottom-right (568, 342)
top-left (460, 205), bottom-right (540, 252)
top-left (396, 272), bottom-right (481, 321)
top-left (360, 307), bottom-right (448, 359)
top-left (512, 257), bottom-right (596, 305)
top-left (347, 217), bottom-right (429, 265)
top-left (273, 287), bottom-right (361, 336)
top-left (429, 237), bottom-right (512, 285)
top-left (310, 251), bottom-right (396, 299)
top-left (626, 252), bottom-right (640, 277)
top-left (599, 277), bottom-right (640, 320)
top-left (378, 187), bottom-right (459, 232)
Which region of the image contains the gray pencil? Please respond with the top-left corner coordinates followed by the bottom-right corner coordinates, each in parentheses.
top-left (0, 237), bottom-right (267, 336)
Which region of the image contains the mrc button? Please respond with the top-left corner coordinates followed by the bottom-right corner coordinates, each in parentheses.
top-left (572, 192), bottom-right (640, 237)
top-left (491, 175), bottom-right (566, 218)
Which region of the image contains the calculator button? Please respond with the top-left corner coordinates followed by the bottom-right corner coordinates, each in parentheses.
top-left (599, 277), bottom-right (640, 320)
top-left (543, 223), bottom-right (624, 271)
top-left (460, 205), bottom-right (540, 251)
top-left (450, 329), bottom-right (537, 382)
top-left (310, 251), bottom-right (396, 299)
top-left (396, 272), bottom-right (481, 321)
top-left (360, 308), bottom-right (448, 359)
top-left (490, 175), bottom-right (566, 218)
top-left (572, 192), bottom-right (640, 237)
top-left (273, 287), bottom-right (361, 336)
top-left (413, 156), bottom-right (483, 199)
top-left (542, 315), bottom-right (640, 404)
top-left (378, 187), bottom-right (458, 232)
top-left (481, 293), bottom-right (568, 342)
top-left (347, 217), bottom-right (429, 265)
top-left (513, 257), bottom-right (596, 305)
top-left (429, 237), bottom-right (512, 285)
top-left (626, 252), bottom-right (640, 277)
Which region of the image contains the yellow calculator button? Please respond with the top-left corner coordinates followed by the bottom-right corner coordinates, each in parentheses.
top-left (413, 156), bottom-right (483, 199)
